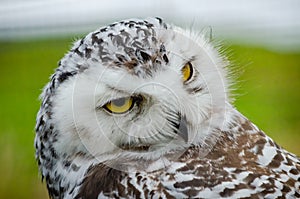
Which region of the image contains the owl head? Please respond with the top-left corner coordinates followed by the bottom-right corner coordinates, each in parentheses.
top-left (37, 17), bottom-right (230, 163)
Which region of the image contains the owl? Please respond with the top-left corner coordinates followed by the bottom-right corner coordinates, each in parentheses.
top-left (35, 17), bottom-right (300, 199)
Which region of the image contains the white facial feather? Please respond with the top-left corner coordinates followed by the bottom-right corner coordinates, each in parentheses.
top-left (51, 25), bottom-right (230, 160)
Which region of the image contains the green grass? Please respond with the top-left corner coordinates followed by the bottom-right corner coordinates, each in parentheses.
top-left (0, 37), bottom-right (299, 198)
top-left (230, 45), bottom-right (300, 154)
top-left (0, 38), bottom-right (71, 198)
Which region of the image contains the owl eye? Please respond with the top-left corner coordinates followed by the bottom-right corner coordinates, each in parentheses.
top-left (181, 62), bottom-right (193, 82)
top-left (103, 97), bottom-right (134, 114)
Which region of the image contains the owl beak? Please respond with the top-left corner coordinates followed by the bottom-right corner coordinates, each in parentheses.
top-left (177, 116), bottom-right (188, 142)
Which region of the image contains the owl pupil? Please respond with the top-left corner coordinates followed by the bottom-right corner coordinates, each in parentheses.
top-left (112, 98), bottom-right (126, 106)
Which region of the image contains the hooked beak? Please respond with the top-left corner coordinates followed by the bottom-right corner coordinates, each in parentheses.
top-left (177, 116), bottom-right (188, 142)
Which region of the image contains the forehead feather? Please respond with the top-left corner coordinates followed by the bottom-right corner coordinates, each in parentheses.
top-left (64, 18), bottom-right (170, 78)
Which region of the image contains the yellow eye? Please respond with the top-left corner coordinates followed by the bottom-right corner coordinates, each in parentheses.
top-left (104, 97), bottom-right (134, 114)
top-left (181, 62), bottom-right (193, 82)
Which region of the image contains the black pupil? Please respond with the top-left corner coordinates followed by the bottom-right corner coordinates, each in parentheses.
top-left (112, 98), bottom-right (126, 106)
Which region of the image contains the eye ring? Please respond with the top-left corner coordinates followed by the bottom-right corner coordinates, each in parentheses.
top-left (103, 97), bottom-right (134, 114)
top-left (102, 95), bottom-right (143, 115)
top-left (181, 62), bottom-right (193, 82)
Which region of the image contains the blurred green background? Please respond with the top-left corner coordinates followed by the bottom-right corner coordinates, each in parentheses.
top-left (0, 36), bottom-right (299, 198)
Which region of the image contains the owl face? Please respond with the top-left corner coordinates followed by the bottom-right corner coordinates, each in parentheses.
top-left (50, 18), bottom-right (229, 160)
